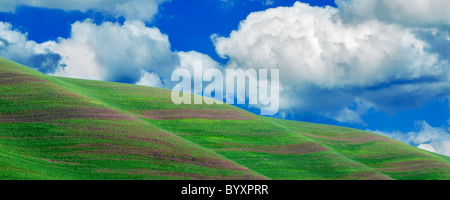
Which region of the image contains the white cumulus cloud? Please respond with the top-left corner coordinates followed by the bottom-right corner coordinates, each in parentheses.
top-left (417, 143), bottom-right (436, 153)
top-left (136, 71), bottom-right (163, 88)
top-left (213, 2), bottom-right (443, 89)
top-left (174, 51), bottom-right (222, 95)
top-left (336, 0), bottom-right (450, 26)
top-left (370, 121), bottom-right (450, 156)
top-left (52, 20), bottom-right (179, 84)
top-left (0, 22), bottom-right (62, 74)
top-left (212, 2), bottom-right (450, 122)
top-left (1, 19), bottom-right (220, 90)
top-left (0, 0), bottom-right (166, 21)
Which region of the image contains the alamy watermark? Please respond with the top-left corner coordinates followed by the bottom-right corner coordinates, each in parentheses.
top-left (170, 61), bottom-right (279, 115)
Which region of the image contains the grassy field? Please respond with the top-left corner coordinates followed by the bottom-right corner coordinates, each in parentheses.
top-left (0, 57), bottom-right (449, 180)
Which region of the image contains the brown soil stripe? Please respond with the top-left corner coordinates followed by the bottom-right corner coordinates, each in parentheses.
top-left (0, 135), bottom-right (187, 150)
top-left (0, 73), bottom-right (46, 85)
top-left (216, 142), bottom-right (330, 155)
top-left (0, 107), bottom-right (137, 122)
top-left (0, 77), bottom-right (45, 85)
top-left (0, 93), bottom-right (84, 99)
top-left (67, 143), bottom-right (249, 171)
top-left (380, 163), bottom-right (450, 172)
top-left (96, 169), bottom-right (267, 180)
top-left (298, 132), bottom-right (391, 144)
top-left (346, 171), bottom-right (392, 180)
top-left (129, 170), bottom-right (267, 180)
top-left (136, 109), bottom-right (256, 120)
top-left (378, 160), bottom-right (450, 173)
top-left (0, 73), bottom-right (23, 78)
top-left (67, 140), bottom-right (190, 156)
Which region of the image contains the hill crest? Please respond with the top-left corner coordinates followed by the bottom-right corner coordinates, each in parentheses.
top-left (1, 57), bottom-right (449, 180)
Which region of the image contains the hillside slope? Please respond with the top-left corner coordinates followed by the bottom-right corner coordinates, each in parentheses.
top-left (1, 57), bottom-right (449, 180)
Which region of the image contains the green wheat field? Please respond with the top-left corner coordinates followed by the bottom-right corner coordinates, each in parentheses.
top-left (0, 57), bottom-right (449, 180)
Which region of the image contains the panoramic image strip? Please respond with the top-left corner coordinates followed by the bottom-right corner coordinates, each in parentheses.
top-left (0, 0), bottom-right (449, 193)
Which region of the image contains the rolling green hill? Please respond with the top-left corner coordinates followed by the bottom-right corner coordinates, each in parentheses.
top-left (1, 57), bottom-right (449, 180)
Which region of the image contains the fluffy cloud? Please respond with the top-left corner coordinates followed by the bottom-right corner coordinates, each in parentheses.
top-left (214, 2), bottom-right (443, 88)
top-left (0, 0), bottom-right (176, 83)
top-left (417, 143), bottom-right (436, 153)
top-left (328, 108), bottom-right (364, 125)
top-left (52, 20), bottom-right (179, 83)
top-left (324, 97), bottom-right (374, 125)
top-left (336, 0), bottom-right (450, 26)
top-left (370, 121), bottom-right (450, 156)
top-left (0, 0), bottom-right (166, 21)
top-left (136, 71), bottom-right (163, 88)
top-left (176, 51), bottom-right (221, 74)
top-left (335, 0), bottom-right (450, 111)
top-left (172, 51), bottom-right (222, 96)
top-left (0, 22), bottom-right (62, 74)
top-left (0, 19), bottom-right (219, 90)
top-left (213, 2), bottom-right (450, 122)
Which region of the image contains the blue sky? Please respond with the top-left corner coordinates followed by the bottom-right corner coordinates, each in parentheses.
top-left (0, 0), bottom-right (449, 156)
